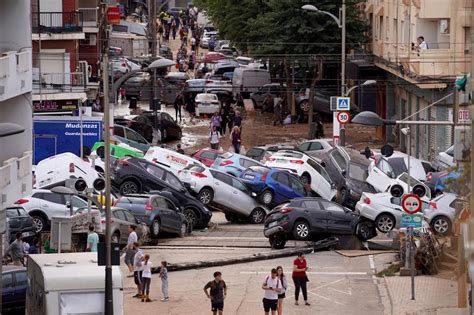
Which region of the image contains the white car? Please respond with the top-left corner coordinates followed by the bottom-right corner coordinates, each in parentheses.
top-left (296, 139), bottom-right (334, 159)
top-left (424, 193), bottom-right (467, 235)
top-left (35, 153), bottom-right (103, 191)
top-left (200, 31), bottom-right (217, 48)
top-left (195, 93), bottom-right (220, 116)
top-left (367, 152), bottom-right (428, 193)
top-left (264, 150), bottom-right (336, 201)
top-left (144, 146), bottom-right (204, 176)
top-left (205, 76), bottom-right (233, 94)
top-left (178, 164), bottom-right (268, 223)
top-left (14, 189), bottom-right (88, 233)
top-left (235, 56), bottom-right (254, 66)
top-left (356, 192), bottom-right (430, 233)
top-left (432, 145), bottom-right (455, 171)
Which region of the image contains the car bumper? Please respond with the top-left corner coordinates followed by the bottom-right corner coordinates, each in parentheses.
top-left (355, 203), bottom-right (378, 221)
top-left (264, 225), bottom-right (284, 237)
top-left (196, 104), bottom-right (220, 116)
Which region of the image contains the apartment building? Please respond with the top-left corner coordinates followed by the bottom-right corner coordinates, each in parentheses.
top-left (363, 0), bottom-right (471, 160)
top-left (0, 1), bottom-right (33, 209)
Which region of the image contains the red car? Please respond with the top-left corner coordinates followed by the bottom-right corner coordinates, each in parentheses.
top-left (191, 149), bottom-right (223, 167)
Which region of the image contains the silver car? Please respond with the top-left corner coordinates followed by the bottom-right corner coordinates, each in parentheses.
top-left (296, 139), bottom-right (333, 160)
top-left (424, 193), bottom-right (467, 235)
top-left (15, 189), bottom-right (88, 233)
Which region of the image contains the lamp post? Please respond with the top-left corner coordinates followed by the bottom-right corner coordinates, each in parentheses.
top-left (302, 2), bottom-right (346, 145)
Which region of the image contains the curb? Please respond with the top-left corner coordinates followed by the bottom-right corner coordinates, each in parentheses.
top-left (150, 246), bottom-right (314, 274)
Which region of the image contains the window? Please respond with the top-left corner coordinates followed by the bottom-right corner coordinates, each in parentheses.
top-left (2, 273), bottom-right (13, 288)
top-left (297, 142), bottom-right (310, 151)
top-left (232, 178), bottom-right (248, 192)
top-left (113, 126), bottom-right (125, 137)
top-left (113, 210), bottom-right (126, 221)
top-left (123, 210), bottom-right (135, 223)
top-left (211, 171), bottom-right (233, 186)
top-left (6, 208), bottom-right (20, 217)
top-left (330, 150), bottom-right (346, 172)
top-left (15, 271), bottom-right (28, 286)
top-left (146, 164), bottom-right (165, 179)
top-left (376, 159), bottom-right (395, 178)
top-left (307, 158), bottom-right (332, 184)
top-left (289, 176), bottom-right (306, 195)
top-left (42, 193), bottom-right (64, 205)
top-left (320, 200), bottom-right (344, 212)
top-left (239, 158), bottom-right (260, 169)
top-left (164, 172), bottom-right (185, 190)
top-left (379, 16), bottom-right (384, 39)
top-left (246, 148), bottom-right (264, 159)
top-left (273, 172), bottom-right (290, 186)
top-left (125, 128), bottom-right (141, 142)
top-left (348, 163), bottom-right (368, 182)
top-left (302, 200), bottom-right (321, 210)
top-left (70, 196), bottom-right (87, 208)
top-left (393, 18), bottom-right (398, 42)
top-left (390, 197), bottom-right (402, 206)
top-left (309, 142), bottom-right (323, 151)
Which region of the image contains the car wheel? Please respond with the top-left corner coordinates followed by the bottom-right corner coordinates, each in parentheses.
top-left (151, 219), bottom-right (160, 238)
top-left (431, 216), bottom-right (451, 235)
top-left (32, 215), bottom-right (47, 233)
top-left (300, 173), bottom-right (311, 185)
top-left (258, 189), bottom-right (274, 206)
top-left (198, 187), bottom-right (214, 205)
top-left (249, 208), bottom-right (266, 224)
top-left (375, 214), bottom-right (396, 233)
top-left (120, 180), bottom-right (139, 195)
top-left (357, 221), bottom-right (374, 241)
top-left (300, 100), bottom-right (310, 112)
top-left (183, 208), bottom-right (198, 228)
top-left (178, 222), bottom-right (187, 238)
top-left (269, 234), bottom-right (287, 249)
top-left (293, 220), bottom-right (310, 240)
top-left (111, 232), bottom-right (120, 244)
top-left (225, 213), bottom-right (238, 222)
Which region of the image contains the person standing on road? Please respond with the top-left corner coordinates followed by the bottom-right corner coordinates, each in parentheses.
top-left (133, 242), bottom-right (145, 299)
top-left (262, 268), bottom-right (282, 315)
top-left (276, 266), bottom-right (288, 315)
top-left (227, 107), bottom-right (235, 134)
top-left (220, 107), bottom-right (228, 136)
top-left (86, 224), bottom-right (99, 252)
top-left (176, 143), bottom-right (185, 154)
top-left (231, 126), bottom-right (241, 154)
top-left (125, 225), bottom-right (138, 273)
top-left (186, 96), bottom-right (196, 123)
top-left (210, 111), bottom-right (222, 133)
top-left (209, 125), bottom-right (221, 150)
top-left (141, 254), bottom-right (153, 302)
top-left (204, 271), bottom-right (227, 315)
top-left (5, 232), bottom-right (24, 266)
top-left (233, 111), bottom-right (243, 133)
top-left (174, 93), bottom-right (184, 122)
top-left (292, 253), bottom-right (310, 306)
top-left (159, 261), bottom-right (169, 301)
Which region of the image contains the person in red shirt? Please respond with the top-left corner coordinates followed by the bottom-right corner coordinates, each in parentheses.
top-left (292, 253), bottom-right (310, 306)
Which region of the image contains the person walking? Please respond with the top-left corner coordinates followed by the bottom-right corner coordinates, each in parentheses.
top-left (209, 126), bottom-right (221, 150)
top-left (133, 242), bottom-right (145, 299)
top-left (186, 95), bottom-right (196, 123)
top-left (262, 268), bottom-right (282, 315)
top-left (176, 143), bottom-right (185, 154)
top-left (273, 95), bottom-right (283, 126)
top-left (204, 271), bottom-right (227, 315)
top-left (141, 254), bottom-right (153, 302)
top-left (233, 111), bottom-right (243, 132)
top-left (276, 266), bottom-right (288, 315)
top-left (210, 111), bottom-right (222, 133)
top-left (171, 19), bottom-right (177, 40)
top-left (220, 107), bottom-right (228, 136)
top-left (28, 237), bottom-right (39, 254)
top-left (292, 253), bottom-right (310, 306)
top-left (227, 107), bottom-right (235, 134)
top-left (125, 225), bottom-right (138, 273)
top-left (174, 93), bottom-right (184, 122)
top-left (231, 126), bottom-right (241, 154)
top-left (159, 261), bottom-right (169, 301)
top-left (86, 224), bottom-right (99, 252)
top-left (5, 232), bottom-right (24, 266)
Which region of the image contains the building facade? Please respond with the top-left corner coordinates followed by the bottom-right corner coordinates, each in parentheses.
top-left (364, 0), bottom-right (472, 160)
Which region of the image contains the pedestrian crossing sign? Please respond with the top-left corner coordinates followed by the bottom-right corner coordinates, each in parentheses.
top-left (336, 97), bottom-right (350, 111)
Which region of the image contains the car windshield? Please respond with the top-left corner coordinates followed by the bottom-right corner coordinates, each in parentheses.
top-left (397, 173), bottom-right (422, 186)
top-left (118, 197), bottom-right (147, 205)
top-left (249, 166), bottom-right (270, 174)
top-left (165, 173), bottom-right (186, 191)
top-left (388, 157), bottom-right (408, 176)
top-left (348, 162), bottom-right (368, 181)
top-left (220, 152), bottom-right (233, 159)
top-left (247, 148), bottom-right (264, 158)
top-left (273, 151), bottom-right (303, 159)
top-left (183, 164), bottom-right (206, 173)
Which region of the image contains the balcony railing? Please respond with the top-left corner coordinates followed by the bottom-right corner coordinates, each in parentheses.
top-left (33, 72), bottom-right (86, 93)
top-left (79, 8), bottom-right (98, 27)
top-left (32, 12), bottom-right (83, 33)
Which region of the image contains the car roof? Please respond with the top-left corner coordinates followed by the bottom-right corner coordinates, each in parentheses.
top-left (2, 266), bottom-right (26, 273)
top-left (332, 147), bottom-right (371, 166)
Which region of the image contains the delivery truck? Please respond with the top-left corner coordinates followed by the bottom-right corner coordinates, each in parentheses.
top-left (26, 252), bottom-right (123, 315)
top-left (33, 116), bottom-right (103, 164)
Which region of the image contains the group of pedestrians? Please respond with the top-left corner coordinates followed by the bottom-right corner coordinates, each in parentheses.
top-left (201, 252), bottom-right (310, 315)
top-left (3, 232), bottom-right (39, 266)
top-left (208, 108), bottom-right (244, 153)
top-left (123, 225), bottom-right (169, 303)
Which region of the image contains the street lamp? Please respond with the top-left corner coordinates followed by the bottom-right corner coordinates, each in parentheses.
top-left (303, 2), bottom-right (346, 145)
top-left (345, 80), bottom-right (376, 96)
top-left (352, 111), bottom-right (455, 126)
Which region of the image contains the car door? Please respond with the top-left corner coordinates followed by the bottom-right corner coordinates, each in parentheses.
top-left (320, 200), bottom-right (354, 234)
top-left (41, 192), bottom-right (68, 218)
top-left (112, 209), bottom-right (128, 244)
top-left (161, 197), bottom-right (182, 233)
top-left (307, 159), bottom-right (334, 200)
top-left (367, 158), bottom-right (395, 192)
top-left (230, 177), bottom-right (255, 215)
top-left (389, 196), bottom-right (404, 225)
top-left (153, 197), bottom-right (172, 231)
top-left (12, 270), bottom-right (27, 309)
top-left (209, 170), bottom-right (235, 207)
top-left (239, 157), bottom-right (261, 174)
top-left (301, 200), bottom-right (328, 233)
top-left (125, 127), bottom-right (149, 152)
top-left (142, 162), bottom-right (166, 191)
top-left (113, 125), bottom-right (126, 143)
top-left (2, 272), bottom-right (15, 310)
top-left (271, 172), bottom-right (294, 201)
top-left (308, 141), bottom-right (324, 154)
top-left (162, 113), bottom-right (179, 137)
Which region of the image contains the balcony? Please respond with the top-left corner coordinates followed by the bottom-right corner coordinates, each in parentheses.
top-left (399, 49), bottom-right (470, 77)
top-left (33, 71), bottom-right (87, 94)
top-left (0, 49), bottom-right (33, 102)
top-left (79, 7), bottom-right (99, 29)
top-left (32, 12), bottom-right (85, 40)
top-left (0, 151), bottom-right (32, 209)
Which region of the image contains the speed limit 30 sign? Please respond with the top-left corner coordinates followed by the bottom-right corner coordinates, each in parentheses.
top-left (336, 111), bottom-right (351, 125)
top-left (401, 194), bottom-right (422, 214)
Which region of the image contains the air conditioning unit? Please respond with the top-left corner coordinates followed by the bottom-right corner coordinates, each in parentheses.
top-left (80, 34), bottom-right (97, 46)
top-left (78, 61), bottom-right (89, 85)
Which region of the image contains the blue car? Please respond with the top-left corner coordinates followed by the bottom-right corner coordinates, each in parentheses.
top-left (426, 171), bottom-right (461, 196)
top-left (2, 266), bottom-right (27, 314)
top-left (212, 152), bottom-right (265, 177)
top-left (240, 166), bottom-right (307, 206)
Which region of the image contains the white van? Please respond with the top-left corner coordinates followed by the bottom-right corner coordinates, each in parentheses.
top-left (35, 152), bottom-right (102, 190)
top-left (144, 146), bottom-right (205, 176)
top-left (232, 68), bottom-right (271, 98)
top-left (26, 252), bottom-right (123, 315)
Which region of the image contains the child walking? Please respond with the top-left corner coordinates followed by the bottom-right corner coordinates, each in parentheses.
top-left (141, 254), bottom-right (152, 302)
top-left (159, 261), bottom-right (169, 301)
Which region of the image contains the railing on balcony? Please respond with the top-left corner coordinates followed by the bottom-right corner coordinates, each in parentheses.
top-left (33, 72), bottom-right (86, 92)
top-left (32, 12), bottom-right (83, 33)
top-left (0, 55), bottom-right (9, 79)
top-left (79, 8), bottom-right (98, 27)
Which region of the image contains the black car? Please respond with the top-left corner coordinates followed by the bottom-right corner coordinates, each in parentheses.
top-left (159, 46), bottom-right (173, 60)
top-left (2, 266), bottom-right (27, 314)
top-left (111, 157), bottom-right (212, 228)
top-left (6, 207), bottom-right (36, 243)
top-left (115, 193), bottom-right (191, 238)
top-left (321, 147), bottom-right (375, 208)
top-left (263, 197), bottom-right (376, 249)
top-left (133, 111), bottom-right (182, 142)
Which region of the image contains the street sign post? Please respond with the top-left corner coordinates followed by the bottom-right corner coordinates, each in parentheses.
top-left (337, 111), bottom-right (351, 125)
top-left (401, 213), bottom-right (423, 228)
top-left (401, 194), bottom-right (422, 214)
top-left (336, 97), bottom-right (351, 111)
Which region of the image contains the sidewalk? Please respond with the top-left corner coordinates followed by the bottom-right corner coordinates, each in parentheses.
top-left (383, 275), bottom-right (468, 315)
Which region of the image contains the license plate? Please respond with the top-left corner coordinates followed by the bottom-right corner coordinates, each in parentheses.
top-left (277, 159), bottom-right (288, 163)
top-left (245, 174), bottom-right (255, 179)
top-left (22, 232), bottom-right (31, 237)
top-left (268, 221), bottom-right (278, 228)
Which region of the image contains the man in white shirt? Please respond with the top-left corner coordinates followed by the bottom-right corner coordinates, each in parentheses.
top-left (132, 242), bottom-right (144, 299)
top-left (417, 36), bottom-right (428, 50)
top-left (261, 268), bottom-right (282, 315)
top-left (125, 225), bottom-right (138, 272)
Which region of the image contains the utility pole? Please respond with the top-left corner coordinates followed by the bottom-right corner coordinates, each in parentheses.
top-left (339, 0), bottom-right (347, 146)
top-left (149, 0), bottom-right (158, 111)
top-left (100, 1), bottom-right (113, 314)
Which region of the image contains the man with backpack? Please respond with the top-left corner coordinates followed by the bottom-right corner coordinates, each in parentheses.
top-left (262, 268), bottom-right (282, 315)
top-left (204, 271), bottom-right (227, 315)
